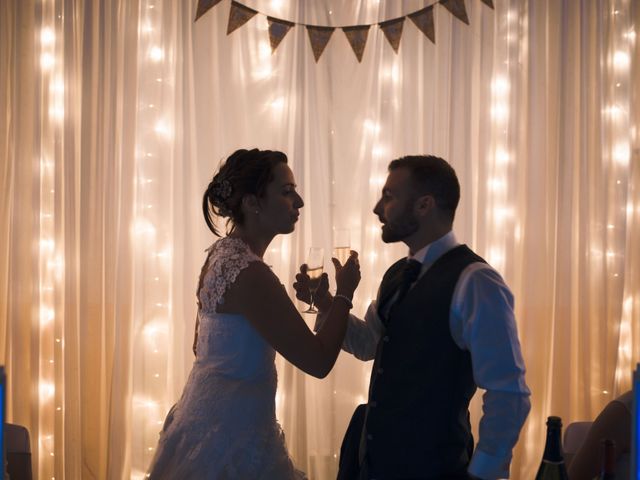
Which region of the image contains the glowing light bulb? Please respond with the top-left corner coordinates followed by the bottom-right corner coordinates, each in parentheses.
top-left (488, 247), bottom-right (505, 270)
top-left (257, 66), bottom-right (274, 80)
top-left (613, 144), bottom-right (630, 166)
top-left (270, 97), bottom-right (285, 112)
top-left (40, 307), bottom-right (55, 325)
top-left (491, 103), bottom-right (508, 122)
top-left (133, 218), bottom-right (156, 238)
top-left (487, 177), bottom-right (506, 192)
top-left (143, 320), bottom-right (169, 344)
top-left (364, 119), bottom-right (380, 134)
top-left (149, 46), bottom-right (164, 62)
top-left (613, 51), bottom-right (630, 70)
top-left (48, 256), bottom-right (65, 278)
top-left (603, 105), bottom-right (623, 117)
top-left (154, 120), bottom-right (172, 138)
top-left (369, 175), bottom-right (385, 187)
top-left (383, 64), bottom-right (400, 84)
top-left (41, 53), bottom-right (55, 70)
top-left (259, 41), bottom-right (271, 59)
top-left (495, 148), bottom-right (510, 165)
top-left (491, 76), bottom-right (510, 96)
top-left (49, 104), bottom-right (65, 121)
top-left (51, 76), bottom-right (65, 94)
top-left (372, 146), bottom-right (386, 158)
top-left (493, 206), bottom-right (514, 224)
top-left (39, 382), bottom-right (55, 400)
top-left (41, 28), bottom-right (55, 45)
top-left (40, 238), bottom-right (55, 253)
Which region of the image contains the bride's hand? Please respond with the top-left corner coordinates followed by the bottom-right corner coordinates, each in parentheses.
top-left (332, 250), bottom-right (361, 299)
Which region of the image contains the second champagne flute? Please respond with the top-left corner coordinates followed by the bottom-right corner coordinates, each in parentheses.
top-left (303, 247), bottom-right (324, 314)
top-left (333, 228), bottom-right (351, 266)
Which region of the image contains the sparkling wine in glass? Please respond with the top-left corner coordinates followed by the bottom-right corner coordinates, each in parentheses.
top-left (303, 247), bottom-right (324, 314)
top-left (332, 228), bottom-right (351, 266)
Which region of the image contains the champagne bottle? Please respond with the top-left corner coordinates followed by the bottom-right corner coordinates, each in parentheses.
top-left (595, 439), bottom-right (616, 480)
top-left (535, 416), bottom-right (569, 480)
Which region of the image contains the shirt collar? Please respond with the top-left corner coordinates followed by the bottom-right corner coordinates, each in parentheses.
top-left (409, 231), bottom-right (460, 271)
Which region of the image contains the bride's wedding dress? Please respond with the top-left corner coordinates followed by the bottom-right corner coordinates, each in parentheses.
top-left (147, 237), bottom-right (306, 479)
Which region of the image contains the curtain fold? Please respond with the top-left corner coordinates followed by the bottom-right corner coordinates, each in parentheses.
top-left (1, 1), bottom-right (638, 478)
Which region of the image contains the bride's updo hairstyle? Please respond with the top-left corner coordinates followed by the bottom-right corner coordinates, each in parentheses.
top-left (203, 148), bottom-right (288, 236)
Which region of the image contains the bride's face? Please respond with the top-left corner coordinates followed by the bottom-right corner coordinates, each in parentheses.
top-left (257, 163), bottom-right (304, 235)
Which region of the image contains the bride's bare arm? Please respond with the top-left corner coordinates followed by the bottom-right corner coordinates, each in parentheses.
top-left (219, 257), bottom-right (360, 378)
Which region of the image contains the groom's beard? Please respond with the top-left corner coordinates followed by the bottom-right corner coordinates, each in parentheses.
top-left (381, 206), bottom-right (419, 243)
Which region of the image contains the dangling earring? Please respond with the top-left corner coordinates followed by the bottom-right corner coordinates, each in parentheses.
top-left (255, 210), bottom-right (259, 214)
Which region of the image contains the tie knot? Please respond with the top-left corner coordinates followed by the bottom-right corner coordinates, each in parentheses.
top-left (402, 259), bottom-right (422, 284)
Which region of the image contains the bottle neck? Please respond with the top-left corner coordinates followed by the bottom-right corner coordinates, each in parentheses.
top-left (542, 426), bottom-right (564, 463)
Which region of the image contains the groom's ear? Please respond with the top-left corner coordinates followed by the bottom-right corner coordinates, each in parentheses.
top-left (414, 194), bottom-right (435, 217)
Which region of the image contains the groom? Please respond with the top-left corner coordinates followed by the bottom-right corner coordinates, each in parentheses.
top-left (295, 155), bottom-right (530, 479)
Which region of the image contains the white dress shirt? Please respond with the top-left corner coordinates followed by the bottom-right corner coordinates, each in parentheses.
top-left (318, 231), bottom-right (531, 479)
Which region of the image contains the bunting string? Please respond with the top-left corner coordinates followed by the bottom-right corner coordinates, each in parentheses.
top-left (195, 0), bottom-right (494, 63)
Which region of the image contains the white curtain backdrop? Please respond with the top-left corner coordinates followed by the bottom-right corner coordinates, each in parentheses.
top-left (1, 0), bottom-right (639, 478)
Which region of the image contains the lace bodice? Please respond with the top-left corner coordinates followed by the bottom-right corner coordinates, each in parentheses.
top-left (198, 236), bottom-right (263, 313)
top-left (194, 237), bottom-right (273, 378)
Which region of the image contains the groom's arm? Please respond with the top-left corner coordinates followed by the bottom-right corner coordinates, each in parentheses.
top-left (451, 264), bottom-right (531, 480)
top-left (314, 300), bottom-right (382, 361)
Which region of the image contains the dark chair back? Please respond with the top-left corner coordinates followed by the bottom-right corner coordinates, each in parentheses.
top-left (5, 423), bottom-right (32, 480)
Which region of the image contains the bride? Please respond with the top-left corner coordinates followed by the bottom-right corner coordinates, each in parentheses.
top-left (147, 148), bottom-right (361, 479)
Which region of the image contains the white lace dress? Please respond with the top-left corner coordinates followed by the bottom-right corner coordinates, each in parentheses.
top-left (147, 237), bottom-right (307, 479)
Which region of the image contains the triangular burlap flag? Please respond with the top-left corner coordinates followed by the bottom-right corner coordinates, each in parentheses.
top-left (379, 17), bottom-right (405, 53)
top-left (227, 1), bottom-right (258, 35)
top-left (267, 17), bottom-right (294, 53)
top-left (342, 26), bottom-right (370, 62)
top-left (408, 5), bottom-right (435, 44)
top-left (480, 0), bottom-right (494, 8)
top-left (440, 0), bottom-right (470, 25)
top-left (306, 26), bottom-right (335, 62)
top-left (195, 0), bottom-right (223, 21)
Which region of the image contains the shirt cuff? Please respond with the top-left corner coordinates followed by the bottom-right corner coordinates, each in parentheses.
top-left (468, 448), bottom-right (511, 479)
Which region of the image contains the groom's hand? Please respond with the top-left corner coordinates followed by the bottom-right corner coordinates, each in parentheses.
top-left (293, 264), bottom-right (331, 312)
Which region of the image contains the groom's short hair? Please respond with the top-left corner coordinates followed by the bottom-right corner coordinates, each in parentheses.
top-left (389, 155), bottom-right (460, 221)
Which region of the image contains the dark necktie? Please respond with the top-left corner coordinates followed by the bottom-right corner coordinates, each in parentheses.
top-left (394, 259), bottom-right (422, 306)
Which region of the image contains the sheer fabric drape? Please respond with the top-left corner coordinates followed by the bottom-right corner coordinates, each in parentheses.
top-left (1, 0), bottom-right (638, 478)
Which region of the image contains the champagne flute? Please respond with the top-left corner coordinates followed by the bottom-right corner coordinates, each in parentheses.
top-left (303, 247), bottom-right (324, 314)
top-left (333, 228), bottom-right (351, 266)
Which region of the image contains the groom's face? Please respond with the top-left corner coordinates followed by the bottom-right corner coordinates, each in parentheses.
top-left (373, 168), bottom-right (419, 243)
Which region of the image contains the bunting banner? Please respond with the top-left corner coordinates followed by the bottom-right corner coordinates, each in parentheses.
top-left (194, 0), bottom-right (223, 22)
top-left (227, 1), bottom-right (257, 35)
top-left (379, 18), bottom-right (405, 53)
top-left (440, 0), bottom-right (470, 25)
top-left (343, 26), bottom-right (370, 63)
top-left (268, 17), bottom-right (294, 53)
top-left (408, 6), bottom-right (435, 44)
top-left (196, 0), bottom-right (493, 62)
top-left (307, 26), bottom-right (335, 63)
